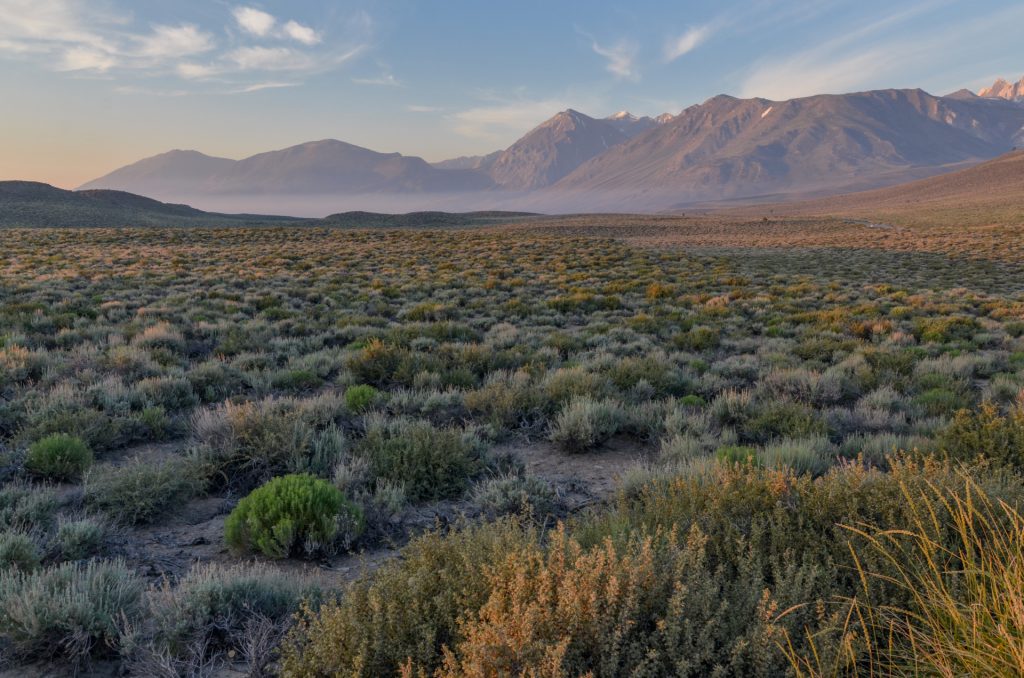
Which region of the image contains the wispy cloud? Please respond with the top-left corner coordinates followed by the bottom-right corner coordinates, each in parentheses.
top-left (451, 91), bottom-right (604, 141)
top-left (136, 24), bottom-right (214, 58)
top-left (407, 104), bottom-right (442, 113)
top-left (234, 81), bottom-right (299, 93)
top-left (353, 73), bottom-right (400, 86)
top-left (663, 25), bottom-right (710, 62)
top-left (737, 1), bottom-right (1024, 99)
top-left (590, 38), bottom-right (638, 80)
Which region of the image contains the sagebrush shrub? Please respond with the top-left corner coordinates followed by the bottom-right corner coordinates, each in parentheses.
top-left (0, 531), bottom-right (40, 571)
top-left (25, 433), bottom-right (93, 481)
top-left (136, 562), bottom-right (318, 671)
top-left (84, 456), bottom-right (201, 525)
top-left (224, 473), bottom-right (363, 559)
top-left (56, 516), bottom-right (108, 560)
top-left (471, 473), bottom-right (555, 518)
top-left (357, 416), bottom-right (484, 501)
top-left (0, 559), bottom-right (143, 660)
top-left (548, 396), bottom-right (625, 452)
top-left (0, 482), bottom-right (57, 532)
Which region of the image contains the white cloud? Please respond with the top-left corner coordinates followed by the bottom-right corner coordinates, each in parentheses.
top-left (590, 39), bottom-right (638, 80)
top-left (0, 1), bottom-right (369, 94)
top-left (283, 20), bottom-right (319, 45)
top-left (408, 104), bottom-right (442, 113)
top-left (59, 46), bottom-right (116, 72)
top-left (136, 24), bottom-right (214, 58)
top-left (232, 6), bottom-right (275, 37)
top-left (664, 26), bottom-right (710, 62)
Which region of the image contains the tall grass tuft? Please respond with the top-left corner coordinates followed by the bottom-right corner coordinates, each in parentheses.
top-left (780, 474), bottom-right (1024, 677)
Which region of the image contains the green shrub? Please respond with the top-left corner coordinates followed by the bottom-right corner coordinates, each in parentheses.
top-left (357, 416), bottom-right (484, 501)
top-left (25, 433), bottom-right (93, 481)
top-left (745, 400), bottom-right (826, 444)
top-left (0, 559), bottom-right (143, 660)
top-left (674, 326), bottom-right (719, 351)
top-left (344, 384), bottom-right (380, 413)
top-left (224, 473), bottom-right (363, 559)
top-left (715, 445), bottom-right (759, 466)
top-left (84, 457), bottom-right (201, 525)
top-left (549, 396), bottom-right (625, 452)
top-left (137, 405), bottom-right (171, 439)
top-left (940, 401), bottom-right (1024, 470)
top-left (0, 531), bottom-right (41, 571)
top-left (271, 368), bottom-right (323, 393)
top-left (914, 387), bottom-right (970, 417)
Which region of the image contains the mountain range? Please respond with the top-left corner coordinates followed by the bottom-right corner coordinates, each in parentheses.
top-left (980, 76), bottom-right (1024, 102)
top-left (79, 77), bottom-right (1024, 214)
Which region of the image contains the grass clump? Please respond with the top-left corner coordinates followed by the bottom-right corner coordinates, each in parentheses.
top-left (224, 473), bottom-right (362, 559)
top-left (25, 433), bottom-right (92, 481)
top-left (783, 476), bottom-right (1024, 677)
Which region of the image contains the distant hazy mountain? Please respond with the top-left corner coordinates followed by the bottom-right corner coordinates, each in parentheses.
top-left (80, 85), bottom-right (1024, 213)
top-left (0, 181), bottom-right (298, 227)
top-left (79, 150), bottom-right (235, 198)
top-left (81, 139), bottom-right (493, 200)
top-left (431, 150), bottom-right (502, 172)
top-left (979, 76), bottom-right (1024, 102)
top-left (486, 109), bottom-right (629, 190)
top-left (551, 89), bottom-right (1024, 206)
top-left (603, 111), bottom-right (662, 138)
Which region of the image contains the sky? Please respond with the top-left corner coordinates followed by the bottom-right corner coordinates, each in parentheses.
top-left (1, 0), bottom-right (1022, 188)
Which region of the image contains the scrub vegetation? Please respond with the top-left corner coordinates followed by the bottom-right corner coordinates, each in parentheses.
top-left (1, 218), bottom-right (1023, 674)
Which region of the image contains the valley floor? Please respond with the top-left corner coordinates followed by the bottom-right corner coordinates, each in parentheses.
top-left (1, 215), bottom-right (1023, 675)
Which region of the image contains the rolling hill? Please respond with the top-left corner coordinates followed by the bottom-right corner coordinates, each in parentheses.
top-left (737, 149), bottom-right (1024, 225)
top-left (0, 181), bottom-right (300, 227)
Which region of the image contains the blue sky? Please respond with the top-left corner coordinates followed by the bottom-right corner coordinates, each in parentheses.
top-left (1, 0), bottom-right (1022, 187)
